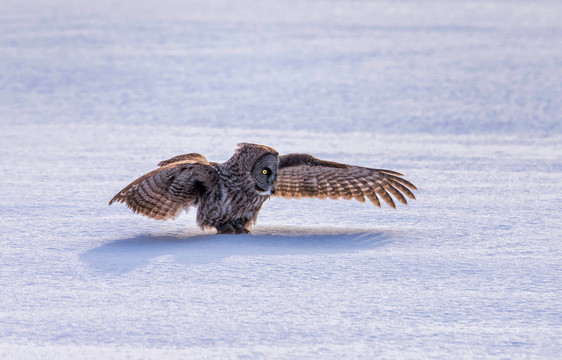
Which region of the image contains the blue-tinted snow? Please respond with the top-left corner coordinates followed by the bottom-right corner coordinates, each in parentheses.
top-left (1, 1), bottom-right (561, 359)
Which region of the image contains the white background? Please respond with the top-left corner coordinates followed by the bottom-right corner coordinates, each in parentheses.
top-left (1, 1), bottom-right (561, 358)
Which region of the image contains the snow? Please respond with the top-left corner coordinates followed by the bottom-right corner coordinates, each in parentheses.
top-left (1, 0), bottom-right (561, 359)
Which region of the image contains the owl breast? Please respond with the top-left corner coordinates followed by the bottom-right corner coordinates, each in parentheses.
top-left (196, 174), bottom-right (269, 234)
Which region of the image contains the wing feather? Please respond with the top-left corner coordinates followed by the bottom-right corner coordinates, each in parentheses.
top-left (385, 177), bottom-right (417, 200)
top-left (157, 153), bottom-right (210, 167)
top-left (356, 177), bottom-right (381, 207)
top-left (337, 177), bottom-right (354, 200)
top-left (375, 175), bottom-right (407, 205)
top-left (273, 153), bottom-right (416, 208)
top-left (109, 161), bottom-right (218, 220)
top-left (370, 179), bottom-right (396, 208)
top-left (382, 173), bottom-right (418, 191)
top-left (346, 176), bottom-right (366, 202)
top-left (316, 174), bottom-right (329, 199)
top-left (326, 173), bottom-right (342, 199)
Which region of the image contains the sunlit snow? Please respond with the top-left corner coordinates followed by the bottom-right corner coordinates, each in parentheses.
top-left (1, 0), bottom-right (561, 359)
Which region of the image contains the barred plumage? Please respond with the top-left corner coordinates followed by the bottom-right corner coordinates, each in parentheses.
top-left (109, 143), bottom-right (417, 234)
top-left (272, 153), bottom-right (417, 209)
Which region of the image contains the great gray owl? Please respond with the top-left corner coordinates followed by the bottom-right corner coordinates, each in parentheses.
top-left (109, 143), bottom-right (417, 234)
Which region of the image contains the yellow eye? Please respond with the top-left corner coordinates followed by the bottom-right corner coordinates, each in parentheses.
top-left (262, 169), bottom-right (269, 175)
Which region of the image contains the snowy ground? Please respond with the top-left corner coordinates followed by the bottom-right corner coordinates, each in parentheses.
top-left (1, 1), bottom-right (561, 359)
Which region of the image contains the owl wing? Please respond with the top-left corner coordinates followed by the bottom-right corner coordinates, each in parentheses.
top-left (157, 153), bottom-right (211, 167)
top-left (109, 154), bottom-right (218, 220)
top-left (272, 153), bottom-right (417, 208)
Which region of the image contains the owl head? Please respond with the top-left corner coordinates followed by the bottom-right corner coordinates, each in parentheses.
top-left (231, 143), bottom-right (279, 195)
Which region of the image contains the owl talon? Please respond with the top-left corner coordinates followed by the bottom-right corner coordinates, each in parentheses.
top-left (216, 228), bottom-right (250, 234)
top-left (216, 222), bottom-right (250, 234)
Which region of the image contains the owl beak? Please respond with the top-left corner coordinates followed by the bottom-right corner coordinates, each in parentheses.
top-left (256, 185), bottom-right (274, 196)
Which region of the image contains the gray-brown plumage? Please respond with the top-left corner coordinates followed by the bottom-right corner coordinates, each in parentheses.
top-left (110, 143), bottom-right (417, 234)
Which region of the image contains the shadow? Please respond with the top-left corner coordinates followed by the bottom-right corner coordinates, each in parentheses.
top-left (80, 226), bottom-right (391, 275)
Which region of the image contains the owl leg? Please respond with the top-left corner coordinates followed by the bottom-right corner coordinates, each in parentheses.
top-left (232, 219), bottom-right (251, 234)
top-left (216, 221), bottom-right (250, 234)
top-left (234, 226), bottom-right (251, 234)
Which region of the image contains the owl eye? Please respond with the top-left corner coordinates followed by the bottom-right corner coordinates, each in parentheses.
top-left (262, 168), bottom-right (269, 175)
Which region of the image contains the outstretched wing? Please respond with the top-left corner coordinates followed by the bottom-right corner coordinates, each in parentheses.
top-left (272, 153), bottom-right (417, 208)
top-left (109, 155), bottom-right (218, 220)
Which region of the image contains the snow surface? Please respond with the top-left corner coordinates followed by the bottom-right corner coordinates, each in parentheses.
top-left (1, 0), bottom-right (561, 359)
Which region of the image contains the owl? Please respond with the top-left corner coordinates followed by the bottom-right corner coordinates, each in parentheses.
top-left (109, 143), bottom-right (417, 234)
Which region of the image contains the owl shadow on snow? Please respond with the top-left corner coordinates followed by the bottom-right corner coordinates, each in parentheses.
top-left (81, 227), bottom-right (392, 275)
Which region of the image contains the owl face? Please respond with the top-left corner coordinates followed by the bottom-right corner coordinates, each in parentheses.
top-left (252, 154), bottom-right (278, 195)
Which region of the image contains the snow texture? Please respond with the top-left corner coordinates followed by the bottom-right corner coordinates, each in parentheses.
top-left (1, 0), bottom-right (561, 359)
